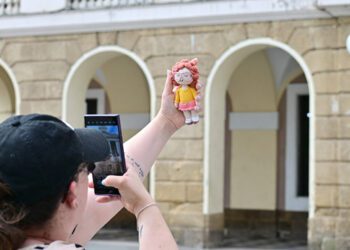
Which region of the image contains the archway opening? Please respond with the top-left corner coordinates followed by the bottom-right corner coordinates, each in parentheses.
top-left (205, 39), bottom-right (315, 247)
top-left (63, 46), bottom-right (154, 231)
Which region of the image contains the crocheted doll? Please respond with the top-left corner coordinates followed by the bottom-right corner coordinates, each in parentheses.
top-left (171, 58), bottom-right (202, 125)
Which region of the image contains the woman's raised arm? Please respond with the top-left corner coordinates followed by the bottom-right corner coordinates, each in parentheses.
top-left (69, 71), bottom-right (185, 245)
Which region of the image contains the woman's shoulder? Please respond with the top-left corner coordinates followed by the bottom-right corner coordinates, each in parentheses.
top-left (19, 241), bottom-right (85, 250)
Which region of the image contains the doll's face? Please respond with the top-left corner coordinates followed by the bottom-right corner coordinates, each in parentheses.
top-left (174, 68), bottom-right (193, 85)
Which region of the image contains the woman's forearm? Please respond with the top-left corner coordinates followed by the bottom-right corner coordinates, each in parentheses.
top-left (72, 71), bottom-right (184, 244)
top-left (70, 113), bottom-right (178, 244)
top-left (124, 113), bottom-right (177, 180)
top-left (137, 205), bottom-right (178, 250)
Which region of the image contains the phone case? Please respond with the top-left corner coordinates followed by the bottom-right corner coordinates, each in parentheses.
top-left (84, 114), bottom-right (126, 195)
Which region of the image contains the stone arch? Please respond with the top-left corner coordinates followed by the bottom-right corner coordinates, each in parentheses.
top-left (204, 38), bottom-right (315, 219)
top-left (0, 58), bottom-right (20, 121)
top-left (62, 46), bottom-right (156, 194)
top-left (62, 45), bottom-right (156, 126)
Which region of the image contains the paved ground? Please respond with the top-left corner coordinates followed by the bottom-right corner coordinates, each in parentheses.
top-left (86, 239), bottom-right (307, 250)
top-left (86, 229), bottom-right (307, 250)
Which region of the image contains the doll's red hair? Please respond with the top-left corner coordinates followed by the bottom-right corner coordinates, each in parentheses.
top-left (171, 58), bottom-right (199, 89)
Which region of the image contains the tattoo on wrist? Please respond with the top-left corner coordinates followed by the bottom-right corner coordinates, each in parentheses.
top-left (126, 154), bottom-right (144, 178)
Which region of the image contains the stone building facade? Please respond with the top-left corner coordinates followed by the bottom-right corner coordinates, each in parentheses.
top-left (1, 1), bottom-right (350, 249)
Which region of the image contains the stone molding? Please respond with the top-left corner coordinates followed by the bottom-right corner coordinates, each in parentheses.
top-left (0, 0), bottom-right (331, 38)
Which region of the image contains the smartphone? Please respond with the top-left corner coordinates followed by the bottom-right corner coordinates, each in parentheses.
top-left (84, 114), bottom-right (127, 195)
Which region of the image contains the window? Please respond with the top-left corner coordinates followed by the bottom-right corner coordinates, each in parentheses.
top-left (85, 89), bottom-right (105, 114)
top-left (297, 95), bottom-right (309, 197)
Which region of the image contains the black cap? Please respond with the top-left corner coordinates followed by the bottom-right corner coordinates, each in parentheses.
top-left (0, 114), bottom-right (110, 205)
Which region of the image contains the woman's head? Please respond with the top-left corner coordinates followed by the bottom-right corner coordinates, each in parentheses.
top-left (0, 162), bottom-right (92, 250)
top-left (171, 58), bottom-right (199, 88)
top-left (0, 114), bottom-right (109, 249)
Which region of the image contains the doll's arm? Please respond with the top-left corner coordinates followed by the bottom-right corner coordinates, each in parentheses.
top-left (195, 82), bottom-right (205, 100)
top-left (190, 87), bottom-right (197, 99)
top-left (174, 89), bottom-right (180, 108)
top-left (194, 82), bottom-right (205, 111)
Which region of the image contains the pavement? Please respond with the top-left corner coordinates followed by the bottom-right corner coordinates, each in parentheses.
top-left (86, 240), bottom-right (307, 250)
top-left (86, 229), bottom-right (307, 250)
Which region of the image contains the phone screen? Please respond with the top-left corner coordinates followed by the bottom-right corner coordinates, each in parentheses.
top-left (85, 115), bottom-right (126, 195)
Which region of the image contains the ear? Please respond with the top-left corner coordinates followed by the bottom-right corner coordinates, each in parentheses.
top-left (64, 181), bottom-right (79, 209)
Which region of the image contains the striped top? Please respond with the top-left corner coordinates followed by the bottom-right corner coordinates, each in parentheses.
top-left (19, 241), bottom-right (85, 250)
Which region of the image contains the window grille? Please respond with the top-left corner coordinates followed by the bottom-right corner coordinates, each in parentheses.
top-left (66, 0), bottom-right (203, 10)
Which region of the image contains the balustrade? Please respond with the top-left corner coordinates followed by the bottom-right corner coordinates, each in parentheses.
top-left (0, 0), bottom-right (210, 16)
top-left (0, 0), bottom-right (20, 15)
top-left (66, 0), bottom-right (202, 10)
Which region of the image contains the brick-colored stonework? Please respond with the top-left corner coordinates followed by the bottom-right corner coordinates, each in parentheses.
top-left (1, 17), bottom-right (349, 249)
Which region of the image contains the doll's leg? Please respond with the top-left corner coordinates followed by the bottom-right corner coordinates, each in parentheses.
top-left (191, 110), bottom-right (199, 123)
top-left (183, 111), bottom-right (192, 125)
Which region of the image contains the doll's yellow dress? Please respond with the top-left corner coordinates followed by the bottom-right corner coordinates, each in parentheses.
top-left (175, 86), bottom-right (197, 111)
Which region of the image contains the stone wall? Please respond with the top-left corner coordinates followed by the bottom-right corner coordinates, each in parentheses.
top-left (0, 17), bottom-right (349, 248)
top-left (224, 209), bottom-right (308, 240)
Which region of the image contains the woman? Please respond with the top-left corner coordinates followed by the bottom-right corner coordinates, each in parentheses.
top-left (0, 71), bottom-right (184, 250)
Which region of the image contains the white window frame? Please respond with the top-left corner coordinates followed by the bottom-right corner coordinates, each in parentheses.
top-left (86, 89), bottom-right (105, 114)
top-left (285, 83), bottom-right (309, 211)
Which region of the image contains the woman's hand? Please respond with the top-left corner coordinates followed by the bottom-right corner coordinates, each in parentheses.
top-left (98, 169), bottom-right (178, 250)
top-left (158, 70), bottom-right (185, 130)
top-left (99, 168), bottom-right (153, 215)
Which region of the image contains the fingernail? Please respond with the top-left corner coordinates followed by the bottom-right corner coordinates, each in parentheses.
top-left (167, 69), bottom-right (171, 76)
top-left (101, 178), bottom-right (107, 186)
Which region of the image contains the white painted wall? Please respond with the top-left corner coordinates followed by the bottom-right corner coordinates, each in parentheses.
top-left (229, 112), bottom-right (279, 130)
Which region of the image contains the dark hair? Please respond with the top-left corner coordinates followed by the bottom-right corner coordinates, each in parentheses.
top-left (0, 163), bottom-right (89, 250)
